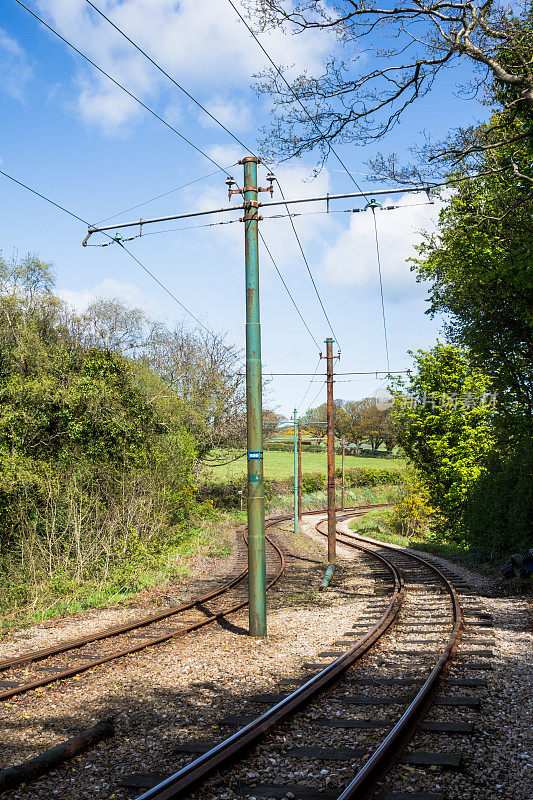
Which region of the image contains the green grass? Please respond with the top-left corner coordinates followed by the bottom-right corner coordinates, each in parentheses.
top-left (347, 510), bottom-right (497, 573)
top-left (209, 449), bottom-right (405, 481)
top-left (268, 484), bottom-right (398, 515)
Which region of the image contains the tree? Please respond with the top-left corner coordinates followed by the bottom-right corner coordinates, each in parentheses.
top-left (142, 323), bottom-right (247, 457)
top-left (61, 296), bottom-right (248, 459)
top-left (303, 398), bottom-right (397, 451)
top-left (392, 344), bottom-right (496, 538)
top-left (412, 125), bottom-right (533, 429)
top-left (253, 1), bottom-right (533, 183)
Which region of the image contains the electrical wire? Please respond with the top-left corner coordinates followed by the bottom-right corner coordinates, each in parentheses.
top-left (83, 0), bottom-right (260, 159)
top-left (0, 168), bottom-right (88, 226)
top-left (94, 167), bottom-right (234, 225)
top-left (297, 357), bottom-right (322, 413)
top-left (224, 0), bottom-right (370, 201)
top-left (88, 201), bottom-right (435, 247)
top-left (0, 167), bottom-right (219, 339)
top-left (13, 0), bottom-right (233, 178)
top-left (370, 207), bottom-right (391, 372)
top-left (201, 451), bottom-right (248, 467)
top-left (76, 0), bottom-right (339, 349)
top-left (303, 379), bottom-right (326, 413)
top-left (274, 178), bottom-right (340, 346)
top-left (88, 217), bottom-right (242, 245)
top-left (250, 370), bottom-right (408, 376)
top-left (115, 241), bottom-right (214, 337)
top-left (258, 231), bottom-right (320, 352)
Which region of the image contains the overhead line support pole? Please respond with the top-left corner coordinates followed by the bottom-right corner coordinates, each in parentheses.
top-left (242, 156), bottom-right (267, 638)
top-left (325, 338), bottom-right (338, 563)
top-left (341, 438), bottom-right (346, 512)
top-left (297, 423), bottom-right (302, 523)
top-left (293, 409), bottom-right (298, 535)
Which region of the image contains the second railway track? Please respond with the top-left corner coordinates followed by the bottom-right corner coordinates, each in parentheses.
top-left (0, 520), bottom-right (286, 703)
top-left (0, 506), bottom-right (383, 704)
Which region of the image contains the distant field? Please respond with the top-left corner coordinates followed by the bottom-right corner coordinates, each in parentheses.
top-left (207, 450), bottom-right (406, 481)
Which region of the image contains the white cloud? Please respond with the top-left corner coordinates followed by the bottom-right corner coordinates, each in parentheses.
top-left (37, 0), bottom-right (331, 131)
top-left (0, 28), bottom-right (33, 100)
top-left (200, 95), bottom-right (252, 132)
top-left (76, 76), bottom-right (140, 134)
top-left (322, 193), bottom-right (442, 295)
top-left (58, 277), bottom-right (155, 313)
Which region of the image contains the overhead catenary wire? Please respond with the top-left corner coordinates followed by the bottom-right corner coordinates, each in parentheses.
top-left (87, 217), bottom-right (243, 246)
top-left (274, 178), bottom-right (340, 346)
top-left (91, 201), bottom-right (434, 245)
top-left (94, 167), bottom-right (235, 226)
top-left (297, 357), bottom-right (322, 414)
top-left (13, 0), bottom-right (234, 179)
top-left (224, 0), bottom-right (370, 201)
top-left (370, 207), bottom-right (391, 373)
top-left (0, 168), bottom-right (88, 226)
top-left (303, 379), bottom-right (327, 413)
top-left (245, 370), bottom-right (408, 376)
top-left (0, 167), bottom-right (219, 340)
top-left (83, 0), bottom-right (260, 160)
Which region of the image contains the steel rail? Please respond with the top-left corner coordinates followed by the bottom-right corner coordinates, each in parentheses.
top-left (329, 518), bottom-right (464, 800)
top-left (0, 526), bottom-right (285, 703)
top-left (133, 528), bottom-right (404, 800)
top-left (0, 567), bottom-right (250, 673)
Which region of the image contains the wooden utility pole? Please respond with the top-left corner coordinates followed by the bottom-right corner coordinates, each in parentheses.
top-left (297, 423), bottom-right (302, 522)
top-left (341, 438), bottom-right (346, 511)
top-left (325, 338), bottom-right (336, 563)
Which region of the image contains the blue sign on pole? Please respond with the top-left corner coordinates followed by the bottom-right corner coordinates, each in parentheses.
top-left (248, 451), bottom-right (261, 460)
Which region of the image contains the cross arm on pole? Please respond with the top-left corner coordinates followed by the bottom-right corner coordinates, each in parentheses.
top-left (81, 184), bottom-right (434, 245)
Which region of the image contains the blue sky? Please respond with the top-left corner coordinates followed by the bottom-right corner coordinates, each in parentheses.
top-left (0, 1), bottom-right (487, 418)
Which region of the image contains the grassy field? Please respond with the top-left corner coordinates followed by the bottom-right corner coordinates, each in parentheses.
top-left (208, 449), bottom-right (406, 481)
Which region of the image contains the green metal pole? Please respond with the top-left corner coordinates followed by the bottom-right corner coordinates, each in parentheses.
top-left (242, 156), bottom-right (267, 637)
top-left (293, 408), bottom-right (298, 535)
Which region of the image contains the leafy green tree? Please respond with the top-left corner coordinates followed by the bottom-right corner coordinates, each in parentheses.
top-left (413, 132), bottom-right (533, 431)
top-left (392, 344), bottom-right (496, 539)
top-left (0, 254), bottom-right (198, 578)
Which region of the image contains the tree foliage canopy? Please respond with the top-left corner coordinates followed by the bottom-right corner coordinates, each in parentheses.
top-left (392, 344), bottom-right (496, 537)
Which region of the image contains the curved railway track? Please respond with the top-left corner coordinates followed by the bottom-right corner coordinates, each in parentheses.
top-left (0, 521), bottom-right (286, 703)
top-left (131, 509), bottom-right (482, 800)
top-left (0, 506), bottom-right (385, 704)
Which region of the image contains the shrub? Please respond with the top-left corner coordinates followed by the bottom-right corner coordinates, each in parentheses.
top-left (337, 467), bottom-right (404, 487)
top-left (390, 481), bottom-right (433, 537)
top-left (463, 445), bottom-right (533, 561)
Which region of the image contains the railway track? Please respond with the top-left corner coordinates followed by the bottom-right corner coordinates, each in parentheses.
top-left (128, 509), bottom-right (490, 800)
top-left (0, 521), bottom-right (286, 703)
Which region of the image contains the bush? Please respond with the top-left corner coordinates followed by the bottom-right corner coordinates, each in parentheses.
top-left (389, 472), bottom-right (433, 537)
top-left (200, 466), bottom-right (404, 508)
top-left (302, 472), bottom-right (325, 492)
top-left (337, 467), bottom-right (404, 487)
top-left (463, 445), bottom-right (533, 561)
top-left (198, 477), bottom-right (293, 508)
